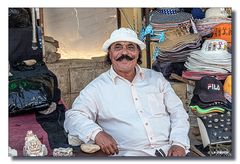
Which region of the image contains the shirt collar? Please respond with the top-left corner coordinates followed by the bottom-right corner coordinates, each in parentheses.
top-left (109, 64), bottom-right (144, 84)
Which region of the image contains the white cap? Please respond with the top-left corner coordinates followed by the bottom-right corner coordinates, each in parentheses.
top-left (102, 28), bottom-right (146, 52)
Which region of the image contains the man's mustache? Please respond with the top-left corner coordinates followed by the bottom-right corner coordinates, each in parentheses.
top-left (115, 54), bottom-right (135, 61)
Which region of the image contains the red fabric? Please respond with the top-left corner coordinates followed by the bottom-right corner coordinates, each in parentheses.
top-left (9, 111), bottom-right (52, 156)
top-left (182, 70), bottom-right (230, 81)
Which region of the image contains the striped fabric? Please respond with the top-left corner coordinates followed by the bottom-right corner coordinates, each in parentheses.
top-left (157, 8), bottom-right (179, 15)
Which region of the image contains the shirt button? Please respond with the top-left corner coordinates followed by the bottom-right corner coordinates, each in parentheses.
top-left (145, 122), bottom-right (148, 126)
top-left (150, 137), bottom-right (153, 140)
top-left (135, 98), bottom-right (138, 101)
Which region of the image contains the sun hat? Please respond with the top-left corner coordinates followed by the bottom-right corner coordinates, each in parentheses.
top-left (184, 59), bottom-right (231, 73)
top-left (102, 28), bottom-right (146, 52)
top-left (192, 39), bottom-right (231, 60)
top-left (184, 39), bottom-right (232, 73)
top-left (193, 76), bottom-right (227, 103)
top-left (205, 8), bottom-right (228, 18)
top-left (157, 26), bottom-right (201, 52)
top-left (199, 39), bottom-right (231, 59)
top-left (150, 8), bottom-right (193, 24)
top-left (211, 23), bottom-right (232, 45)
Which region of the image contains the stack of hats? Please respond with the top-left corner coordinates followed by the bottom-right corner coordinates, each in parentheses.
top-left (150, 8), bottom-right (202, 54)
top-left (150, 8), bottom-right (193, 35)
top-left (195, 8), bottom-right (231, 37)
top-left (154, 26), bottom-right (202, 63)
top-left (190, 76), bottom-right (228, 115)
top-left (140, 8), bottom-right (194, 42)
top-left (184, 39), bottom-right (231, 73)
top-left (211, 23), bottom-right (232, 47)
top-left (149, 8), bottom-right (203, 78)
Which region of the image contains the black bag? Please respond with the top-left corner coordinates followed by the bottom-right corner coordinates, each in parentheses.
top-left (9, 62), bottom-right (61, 116)
top-left (9, 77), bottom-right (53, 116)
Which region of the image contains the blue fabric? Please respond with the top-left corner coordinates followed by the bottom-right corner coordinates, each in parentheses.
top-left (138, 24), bottom-right (165, 43)
top-left (139, 27), bottom-right (145, 42)
top-left (153, 46), bottom-right (160, 61)
top-left (157, 32), bottom-right (165, 42)
top-left (138, 25), bottom-right (154, 41)
top-left (144, 24), bottom-right (154, 36)
top-left (156, 8), bottom-right (180, 15)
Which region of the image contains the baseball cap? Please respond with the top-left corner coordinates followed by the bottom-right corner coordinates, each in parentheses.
top-left (193, 76), bottom-right (227, 103)
top-left (190, 94), bottom-right (226, 108)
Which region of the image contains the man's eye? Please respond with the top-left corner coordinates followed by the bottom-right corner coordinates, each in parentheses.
top-left (127, 45), bottom-right (136, 50)
top-left (114, 45), bottom-right (123, 50)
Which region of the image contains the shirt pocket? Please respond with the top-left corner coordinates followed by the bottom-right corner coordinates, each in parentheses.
top-left (147, 93), bottom-right (167, 116)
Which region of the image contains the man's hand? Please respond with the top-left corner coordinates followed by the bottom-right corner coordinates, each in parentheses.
top-left (167, 145), bottom-right (186, 156)
top-left (95, 131), bottom-right (119, 155)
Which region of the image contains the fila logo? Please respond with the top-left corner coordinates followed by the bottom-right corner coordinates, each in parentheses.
top-left (207, 84), bottom-right (220, 90)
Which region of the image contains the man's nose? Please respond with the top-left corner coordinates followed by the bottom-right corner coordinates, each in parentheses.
top-left (121, 46), bottom-right (128, 54)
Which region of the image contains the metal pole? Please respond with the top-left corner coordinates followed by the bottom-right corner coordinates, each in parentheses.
top-left (31, 8), bottom-right (38, 50)
top-left (144, 8), bottom-right (151, 69)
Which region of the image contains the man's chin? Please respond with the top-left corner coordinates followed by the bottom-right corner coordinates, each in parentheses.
top-left (118, 61), bottom-right (130, 65)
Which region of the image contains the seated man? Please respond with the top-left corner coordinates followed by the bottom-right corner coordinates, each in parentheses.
top-left (64, 28), bottom-right (190, 156)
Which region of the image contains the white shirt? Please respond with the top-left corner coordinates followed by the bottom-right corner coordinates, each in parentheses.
top-left (64, 65), bottom-right (190, 156)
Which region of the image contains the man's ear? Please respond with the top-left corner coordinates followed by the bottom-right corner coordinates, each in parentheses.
top-left (108, 51), bottom-right (112, 60)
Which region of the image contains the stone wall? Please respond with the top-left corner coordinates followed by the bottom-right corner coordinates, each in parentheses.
top-left (47, 57), bottom-right (110, 108)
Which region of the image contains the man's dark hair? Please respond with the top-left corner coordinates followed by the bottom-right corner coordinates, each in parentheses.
top-left (105, 45), bottom-right (142, 65)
